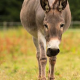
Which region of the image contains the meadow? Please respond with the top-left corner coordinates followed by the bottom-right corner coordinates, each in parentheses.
top-left (0, 27), bottom-right (80, 80)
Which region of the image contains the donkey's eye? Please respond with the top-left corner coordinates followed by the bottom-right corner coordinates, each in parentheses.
top-left (60, 24), bottom-right (64, 28)
top-left (44, 24), bottom-right (48, 29)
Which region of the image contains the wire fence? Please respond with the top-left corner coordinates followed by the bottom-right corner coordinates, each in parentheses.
top-left (0, 21), bottom-right (80, 30)
top-left (0, 22), bottom-right (21, 27)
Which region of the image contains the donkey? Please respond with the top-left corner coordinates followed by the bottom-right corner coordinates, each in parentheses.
top-left (20, 0), bottom-right (71, 80)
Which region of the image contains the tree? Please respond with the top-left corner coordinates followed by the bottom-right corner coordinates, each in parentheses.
top-left (0, 0), bottom-right (23, 22)
top-left (0, 0), bottom-right (80, 21)
top-left (69, 0), bottom-right (80, 21)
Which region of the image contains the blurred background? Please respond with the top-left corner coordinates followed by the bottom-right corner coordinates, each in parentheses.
top-left (0, 0), bottom-right (80, 28)
top-left (0, 0), bottom-right (80, 80)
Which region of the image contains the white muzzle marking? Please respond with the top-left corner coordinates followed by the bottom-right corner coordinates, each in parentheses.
top-left (47, 39), bottom-right (60, 49)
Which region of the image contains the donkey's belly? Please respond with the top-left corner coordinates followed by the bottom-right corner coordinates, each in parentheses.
top-left (20, 13), bottom-right (38, 38)
top-left (24, 24), bottom-right (37, 38)
top-left (20, 11), bottom-right (38, 37)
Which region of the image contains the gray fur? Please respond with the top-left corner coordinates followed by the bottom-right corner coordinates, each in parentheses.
top-left (20, 0), bottom-right (71, 80)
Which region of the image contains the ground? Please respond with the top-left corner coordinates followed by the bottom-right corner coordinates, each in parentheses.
top-left (0, 27), bottom-right (80, 80)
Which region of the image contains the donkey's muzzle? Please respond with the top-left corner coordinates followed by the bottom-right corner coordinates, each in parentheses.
top-left (47, 48), bottom-right (60, 57)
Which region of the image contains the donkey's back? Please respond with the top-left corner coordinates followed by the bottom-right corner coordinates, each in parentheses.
top-left (20, 0), bottom-right (44, 37)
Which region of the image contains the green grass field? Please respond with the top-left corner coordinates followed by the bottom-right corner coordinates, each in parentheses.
top-left (0, 28), bottom-right (80, 80)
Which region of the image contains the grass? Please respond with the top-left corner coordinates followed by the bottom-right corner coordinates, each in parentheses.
top-left (0, 28), bottom-right (80, 80)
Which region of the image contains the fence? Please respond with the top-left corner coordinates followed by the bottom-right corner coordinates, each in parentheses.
top-left (0, 21), bottom-right (80, 29)
top-left (70, 21), bottom-right (80, 28)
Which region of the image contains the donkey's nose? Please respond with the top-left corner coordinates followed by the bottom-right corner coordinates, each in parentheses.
top-left (47, 48), bottom-right (60, 57)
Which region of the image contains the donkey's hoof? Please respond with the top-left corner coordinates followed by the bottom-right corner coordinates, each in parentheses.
top-left (38, 77), bottom-right (41, 80)
top-left (49, 77), bottom-right (55, 80)
top-left (41, 77), bottom-right (46, 80)
top-left (38, 78), bottom-right (41, 80)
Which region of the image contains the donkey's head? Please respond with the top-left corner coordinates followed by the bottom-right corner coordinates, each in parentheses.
top-left (40, 0), bottom-right (67, 57)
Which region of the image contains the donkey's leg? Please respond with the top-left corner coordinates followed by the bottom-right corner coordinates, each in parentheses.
top-left (49, 56), bottom-right (56, 80)
top-left (33, 37), bottom-right (41, 79)
top-left (38, 31), bottom-right (47, 80)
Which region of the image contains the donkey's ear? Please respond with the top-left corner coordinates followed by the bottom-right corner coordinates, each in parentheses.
top-left (53, 0), bottom-right (67, 12)
top-left (40, 0), bottom-right (51, 12)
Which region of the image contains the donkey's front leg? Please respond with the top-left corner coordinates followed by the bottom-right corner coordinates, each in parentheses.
top-left (38, 31), bottom-right (47, 80)
top-left (33, 37), bottom-right (41, 79)
top-left (49, 56), bottom-right (56, 80)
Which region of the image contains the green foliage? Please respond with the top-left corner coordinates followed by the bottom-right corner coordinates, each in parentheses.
top-left (0, 0), bottom-right (80, 21)
top-left (69, 0), bottom-right (80, 21)
top-left (0, 0), bottom-right (23, 21)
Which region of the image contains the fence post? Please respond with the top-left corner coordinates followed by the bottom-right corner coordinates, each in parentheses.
top-left (3, 21), bottom-right (7, 31)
